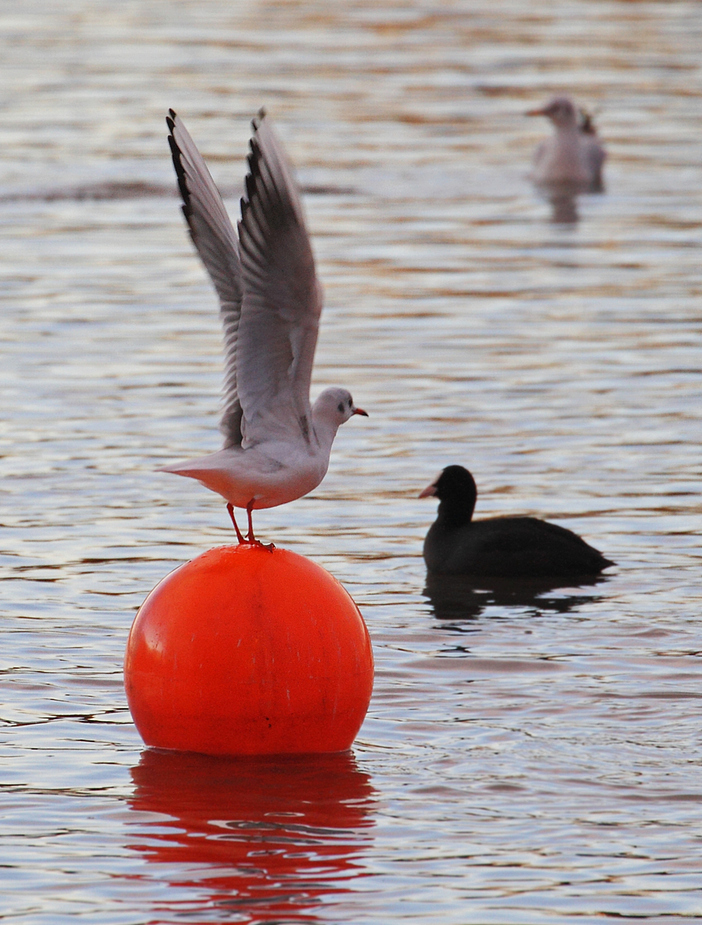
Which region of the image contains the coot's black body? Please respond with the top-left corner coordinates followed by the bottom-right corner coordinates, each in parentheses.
top-left (420, 466), bottom-right (613, 579)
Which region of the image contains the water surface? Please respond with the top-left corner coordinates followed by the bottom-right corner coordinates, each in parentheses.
top-left (2, 1), bottom-right (702, 922)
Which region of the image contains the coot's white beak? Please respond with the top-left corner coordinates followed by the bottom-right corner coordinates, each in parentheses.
top-left (418, 481), bottom-right (438, 499)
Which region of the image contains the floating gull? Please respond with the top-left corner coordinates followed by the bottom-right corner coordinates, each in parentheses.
top-left (527, 96), bottom-right (606, 191)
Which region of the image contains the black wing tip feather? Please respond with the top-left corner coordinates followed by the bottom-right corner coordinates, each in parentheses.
top-left (165, 111), bottom-right (194, 223)
top-left (240, 133), bottom-right (263, 227)
top-left (241, 106), bottom-right (272, 210)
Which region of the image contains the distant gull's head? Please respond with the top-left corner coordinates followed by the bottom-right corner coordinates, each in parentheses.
top-left (527, 96), bottom-right (579, 129)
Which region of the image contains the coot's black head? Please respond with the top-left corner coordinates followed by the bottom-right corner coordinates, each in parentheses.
top-left (419, 465), bottom-right (477, 526)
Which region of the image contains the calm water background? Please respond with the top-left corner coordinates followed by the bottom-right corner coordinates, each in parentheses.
top-left (1, 1), bottom-right (702, 921)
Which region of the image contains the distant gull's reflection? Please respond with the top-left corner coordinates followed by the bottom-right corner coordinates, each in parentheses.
top-left (544, 183), bottom-right (581, 224)
top-left (127, 748), bottom-right (376, 922)
top-left (424, 571), bottom-right (610, 625)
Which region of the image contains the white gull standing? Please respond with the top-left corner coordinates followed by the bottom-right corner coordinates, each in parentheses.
top-left (160, 109), bottom-right (367, 544)
top-left (526, 96), bottom-right (606, 191)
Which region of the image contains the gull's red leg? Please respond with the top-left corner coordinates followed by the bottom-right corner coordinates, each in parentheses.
top-left (246, 499), bottom-right (256, 542)
top-left (227, 503), bottom-right (245, 544)
top-left (244, 500), bottom-right (274, 550)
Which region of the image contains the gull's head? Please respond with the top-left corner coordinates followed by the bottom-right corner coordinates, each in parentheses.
top-left (527, 96), bottom-right (578, 129)
top-left (313, 387), bottom-right (368, 429)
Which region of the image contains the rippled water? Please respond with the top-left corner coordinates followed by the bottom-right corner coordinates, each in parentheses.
top-left (2, 1), bottom-right (702, 921)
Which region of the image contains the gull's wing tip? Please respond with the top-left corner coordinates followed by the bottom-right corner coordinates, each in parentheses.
top-left (241, 113), bottom-right (269, 221)
top-left (169, 107), bottom-right (267, 136)
top-left (165, 114), bottom-right (191, 216)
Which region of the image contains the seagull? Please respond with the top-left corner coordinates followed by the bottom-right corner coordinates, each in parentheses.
top-left (160, 109), bottom-right (367, 544)
top-left (420, 465), bottom-right (614, 578)
top-left (526, 96), bottom-right (606, 190)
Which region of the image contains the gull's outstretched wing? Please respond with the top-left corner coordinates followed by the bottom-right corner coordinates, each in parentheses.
top-left (236, 111), bottom-right (323, 448)
top-left (167, 110), bottom-right (244, 448)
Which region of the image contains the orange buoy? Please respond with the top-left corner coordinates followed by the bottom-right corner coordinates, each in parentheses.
top-left (124, 545), bottom-right (374, 756)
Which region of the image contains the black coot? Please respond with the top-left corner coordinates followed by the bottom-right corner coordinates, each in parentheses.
top-left (420, 465), bottom-right (613, 578)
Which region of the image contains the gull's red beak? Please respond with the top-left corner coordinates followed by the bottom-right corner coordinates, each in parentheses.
top-left (526, 107), bottom-right (547, 117)
top-left (352, 407), bottom-right (368, 417)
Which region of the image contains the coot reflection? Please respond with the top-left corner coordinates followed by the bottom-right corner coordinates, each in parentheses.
top-left (424, 571), bottom-right (609, 623)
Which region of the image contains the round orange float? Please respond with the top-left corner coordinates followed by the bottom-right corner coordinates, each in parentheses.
top-left (124, 544), bottom-right (374, 756)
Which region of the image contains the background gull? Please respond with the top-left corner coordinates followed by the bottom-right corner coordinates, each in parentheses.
top-left (160, 110), bottom-right (367, 543)
top-left (527, 95), bottom-right (606, 190)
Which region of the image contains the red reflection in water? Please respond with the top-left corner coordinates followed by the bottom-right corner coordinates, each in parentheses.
top-left (127, 748), bottom-right (376, 922)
